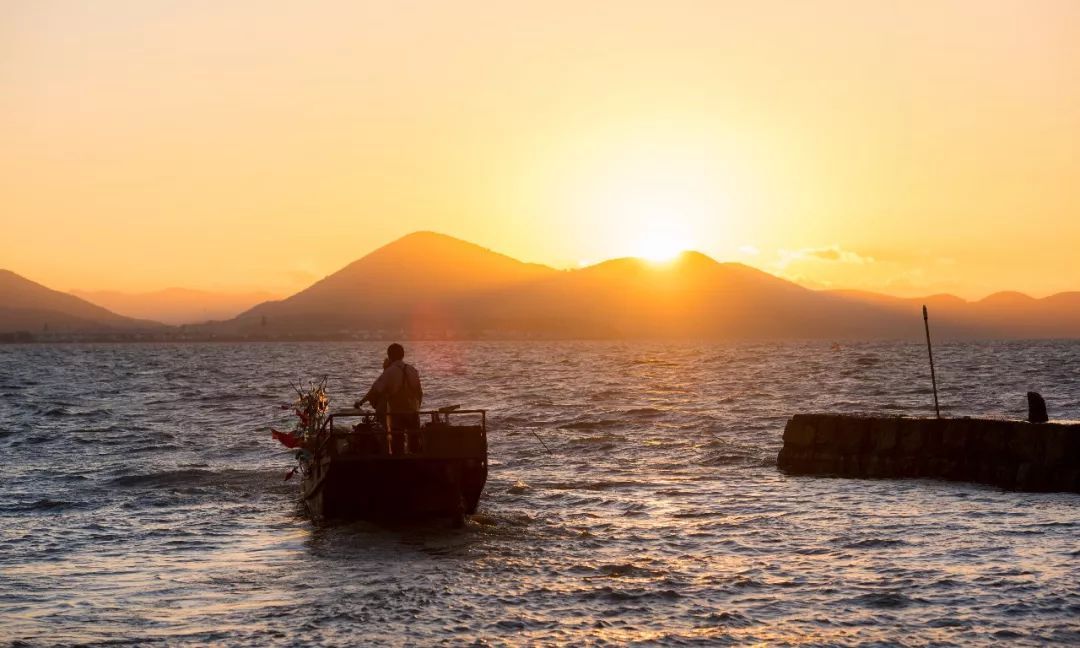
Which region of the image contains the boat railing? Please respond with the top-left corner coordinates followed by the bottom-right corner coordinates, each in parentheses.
top-left (314, 408), bottom-right (487, 457)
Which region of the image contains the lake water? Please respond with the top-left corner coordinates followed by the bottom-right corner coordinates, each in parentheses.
top-left (1, 341), bottom-right (1078, 646)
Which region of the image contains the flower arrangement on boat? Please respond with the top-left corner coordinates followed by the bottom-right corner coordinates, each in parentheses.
top-left (270, 377), bottom-right (329, 480)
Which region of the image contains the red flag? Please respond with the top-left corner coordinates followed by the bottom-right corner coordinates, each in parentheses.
top-left (271, 429), bottom-right (303, 449)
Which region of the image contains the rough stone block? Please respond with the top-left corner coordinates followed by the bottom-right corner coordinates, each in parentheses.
top-left (1058, 468), bottom-right (1080, 491)
top-left (1015, 463), bottom-right (1038, 490)
top-left (813, 417), bottom-right (839, 447)
top-left (942, 421), bottom-right (969, 454)
top-left (936, 457), bottom-right (961, 480)
top-left (811, 453), bottom-right (840, 475)
top-left (923, 456), bottom-right (950, 476)
top-left (895, 456), bottom-right (921, 478)
top-left (976, 420), bottom-right (1010, 455)
top-left (782, 420), bottom-right (815, 448)
top-left (837, 418), bottom-right (867, 452)
top-left (839, 454), bottom-right (864, 477)
top-left (898, 424), bottom-right (924, 455)
top-left (1008, 424), bottom-right (1043, 462)
top-left (777, 446), bottom-right (814, 473)
top-left (1043, 426), bottom-right (1069, 466)
top-left (863, 455), bottom-right (882, 477)
top-left (776, 414), bottom-right (1080, 492)
top-left (921, 420), bottom-right (945, 454)
top-left (1066, 427), bottom-right (1080, 456)
top-left (872, 418), bottom-right (899, 453)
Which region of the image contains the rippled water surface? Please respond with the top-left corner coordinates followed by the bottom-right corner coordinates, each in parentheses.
top-left (1, 341), bottom-right (1078, 646)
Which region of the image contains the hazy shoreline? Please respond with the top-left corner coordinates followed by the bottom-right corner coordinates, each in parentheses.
top-left (6, 333), bottom-right (1080, 345)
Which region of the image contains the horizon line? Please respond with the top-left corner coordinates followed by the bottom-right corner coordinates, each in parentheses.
top-left (1, 229), bottom-right (1071, 303)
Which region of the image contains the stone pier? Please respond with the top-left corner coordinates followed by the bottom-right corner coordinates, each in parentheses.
top-left (777, 414), bottom-right (1080, 493)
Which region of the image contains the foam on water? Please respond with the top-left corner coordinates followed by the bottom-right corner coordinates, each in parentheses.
top-left (1, 341), bottom-right (1078, 646)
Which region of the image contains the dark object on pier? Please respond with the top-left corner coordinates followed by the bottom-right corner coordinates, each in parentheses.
top-left (1027, 392), bottom-right (1048, 424)
top-left (302, 408), bottom-right (488, 526)
top-left (777, 414), bottom-right (1080, 493)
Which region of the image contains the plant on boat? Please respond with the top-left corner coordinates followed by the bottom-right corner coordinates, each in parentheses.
top-left (291, 377), bottom-right (330, 441)
top-left (271, 377), bottom-right (330, 480)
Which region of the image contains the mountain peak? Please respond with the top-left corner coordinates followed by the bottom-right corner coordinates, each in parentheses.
top-left (0, 269), bottom-right (162, 333)
top-left (979, 291), bottom-right (1037, 306)
top-left (360, 231), bottom-right (551, 272)
top-left (242, 230), bottom-right (558, 319)
top-left (383, 230), bottom-right (470, 249)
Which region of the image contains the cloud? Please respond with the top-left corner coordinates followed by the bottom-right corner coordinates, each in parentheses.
top-left (776, 245), bottom-right (874, 269)
top-left (809, 248), bottom-right (842, 261)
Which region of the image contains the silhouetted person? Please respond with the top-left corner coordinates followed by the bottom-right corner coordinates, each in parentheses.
top-left (356, 344), bottom-right (423, 448)
top-left (1027, 391), bottom-right (1048, 423)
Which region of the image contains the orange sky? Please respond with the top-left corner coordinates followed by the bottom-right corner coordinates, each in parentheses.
top-left (2, 1), bottom-right (1079, 299)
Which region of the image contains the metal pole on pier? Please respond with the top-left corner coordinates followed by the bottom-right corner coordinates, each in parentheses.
top-left (922, 305), bottom-right (941, 418)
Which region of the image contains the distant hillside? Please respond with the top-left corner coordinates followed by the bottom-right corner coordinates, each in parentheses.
top-left (72, 287), bottom-right (280, 325)
top-left (0, 270), bottom-right (163, 334)
top-left (202, 232), bottom-right (983, 340)
top-left (828, 289), bottom-right (1080, 338)
top-left (456, 252), bottom-right (932, 338)
top-left (219, 231), bottom-right (559, 335)
top-left (9, 232), bottom-right (1080, 341)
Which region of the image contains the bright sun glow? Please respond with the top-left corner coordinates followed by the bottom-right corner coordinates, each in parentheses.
top-left (564, 139), bottom-right (730, 267)
top-left (634, 230), bottom-right (689, 263)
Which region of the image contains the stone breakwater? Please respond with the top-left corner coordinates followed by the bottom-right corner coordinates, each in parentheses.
top-left (777, 414), bottom-right (1080, 493)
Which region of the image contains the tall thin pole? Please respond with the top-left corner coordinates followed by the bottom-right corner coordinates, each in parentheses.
top-left (923, 305), bottom-right (941, 418)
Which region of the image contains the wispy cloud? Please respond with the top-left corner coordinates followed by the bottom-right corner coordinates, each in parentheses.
top-left (775, 245), bottom-right (874, 270)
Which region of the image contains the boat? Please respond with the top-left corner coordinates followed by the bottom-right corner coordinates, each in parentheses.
top-left (300, 407), bottom-right (488, 526)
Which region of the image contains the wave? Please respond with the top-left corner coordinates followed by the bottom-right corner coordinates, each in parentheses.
top-left (585, 562), bottom-right (666, 579)
top-left (579, 585), bottom-right (683, 602)
top-left (2, 498), bottom-right (83, 513)
top-left (838, 538), bottom-right (911, 549)
top-left (702, 451), bottom-right (754, 466)
top-left (562, 419), bottom-right (623, 431)
top-left (700, 610), bottom-right (753, 627)
top-left (107, 467), bottom-right (274, 490)
top-left (628, 358), bottom-right (676, 367)
top-left (848, 590), bottom-right (921, 609)
top-left (568, 433), bottom-right (625, 444)
top-left (539, 479), bottom-right (641, 491)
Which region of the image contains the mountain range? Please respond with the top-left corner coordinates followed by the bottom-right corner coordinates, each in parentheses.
top-left (2, 232), bottom-right (1079, 340)
top-left (0, 270), bottom-right (163, 338)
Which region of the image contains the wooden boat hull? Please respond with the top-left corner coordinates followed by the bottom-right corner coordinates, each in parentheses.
top-left (302, 417), bottom-right (488, 525)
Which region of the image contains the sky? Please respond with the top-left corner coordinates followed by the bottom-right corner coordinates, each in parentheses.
top-left (2, 0), bottom-right (1079, 299)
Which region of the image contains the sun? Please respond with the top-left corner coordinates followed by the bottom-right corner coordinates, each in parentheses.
top-left (630, 221), bottom-right (693, 263)
top-left (635, 231), bottom-right (687, 263)
top-left (561, 138), bottom-right (728, 266)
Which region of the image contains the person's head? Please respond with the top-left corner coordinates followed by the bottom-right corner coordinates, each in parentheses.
top-left (387, 343), bottom-right (405, 362)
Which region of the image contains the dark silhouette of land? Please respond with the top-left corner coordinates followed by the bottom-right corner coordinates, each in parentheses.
top-left (0, 270), bottom-right (164, 340)
top-left (3, 232), bottom-right (1080, 341)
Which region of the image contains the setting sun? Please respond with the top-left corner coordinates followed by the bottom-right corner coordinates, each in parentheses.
top-left (559, 136), bottom-right (730, 270)
top-left (634, 229), bottom-right (689, 263)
